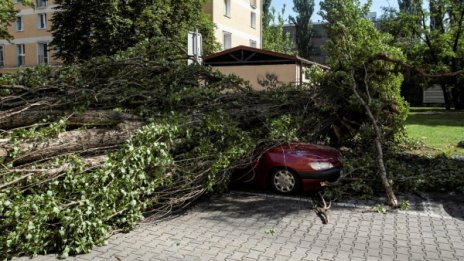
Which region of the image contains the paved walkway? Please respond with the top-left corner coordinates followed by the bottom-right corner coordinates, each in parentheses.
top-left (17, 192), bottom-right (464, 261)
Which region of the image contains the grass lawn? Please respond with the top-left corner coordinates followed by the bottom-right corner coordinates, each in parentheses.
top-left (405, 108), bottom-right (464, 156)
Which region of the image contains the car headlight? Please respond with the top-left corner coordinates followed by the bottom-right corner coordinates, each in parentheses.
top-left (308, 162), bottom-right (334, 171)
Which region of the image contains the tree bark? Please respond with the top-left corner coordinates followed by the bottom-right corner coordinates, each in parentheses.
top-left (440, 83), bottom-right (452, 110)
top-left (9, 122), bottom-right (143, 166)
top-left (0, 110), bottom-right (142, 130)
top-left (351, 71), bottom-right (399, 207)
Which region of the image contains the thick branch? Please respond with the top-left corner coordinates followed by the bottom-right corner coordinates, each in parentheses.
top-left (369, 53), bottom-right (464, 78)
top-left (9, 122), bottom-right (143, 166)
top-left (0, 110), bottom-right (142, 130)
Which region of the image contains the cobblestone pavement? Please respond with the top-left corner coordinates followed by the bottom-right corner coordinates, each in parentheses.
top-left (17, 192), bottom-right (464, 261)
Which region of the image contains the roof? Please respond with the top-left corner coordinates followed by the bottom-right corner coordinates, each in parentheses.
top-left (204, 45), bottom-right (329, 70)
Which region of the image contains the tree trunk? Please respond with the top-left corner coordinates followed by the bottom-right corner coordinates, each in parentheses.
top-left (0, 110), bottom-right (142, 130)
top-left (351, 77), bottom-right (399, 207)
top-left (440, 83), bottom-right (452, 110)
top-left (8, 122), bottom-right (143, 166)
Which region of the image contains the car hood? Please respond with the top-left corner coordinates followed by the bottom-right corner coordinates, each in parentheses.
top-left (268, 143), bottom-right (340, 161)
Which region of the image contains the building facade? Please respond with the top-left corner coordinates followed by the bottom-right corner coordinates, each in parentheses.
top-left (204, 0), bottom-right (262, 50)
top-left (1, 0), bottom-right (57, 73)
top-left (0, 0), bottom-right (262, 73)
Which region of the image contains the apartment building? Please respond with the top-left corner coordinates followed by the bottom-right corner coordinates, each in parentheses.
top-left (204, 0), bottom-right (262, 50)
top-left (0, 0), bottom-right (57, 73)
top-left (0, 0), bottom-right (262, 73)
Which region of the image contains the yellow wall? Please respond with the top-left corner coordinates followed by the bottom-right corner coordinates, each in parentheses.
top-left (207, 0), bottom-right (262, 49)
top-left (0, 1), bottom-right (58, 73)
top-left (213, 64), bottom-right (299, 90)
top-left (1, 0), bottom-right (262, 73)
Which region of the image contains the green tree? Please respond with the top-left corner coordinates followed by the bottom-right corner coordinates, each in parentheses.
top-left (0, 0), bottom-right (32, 41)
top-left (320, 0), bottom-right (409, 207)
top-left (51, 0), bottom-right (218, 64)
top-left (379, 1), bottom-right (424, 105)
top-left (262, 5), bottom-right (296, 54)
top-left (289, 0), bottom-right (315, 59)
top-left (381, 0), bottom-right (464, 109)
top-left (398, 0), bottom-right (423, 13)
top-left (0, 1), bottom-right (15, 41)
top-left (423, 0), bottom-right (464, 109)
top-left (263, 0), bottom-right (273, 31)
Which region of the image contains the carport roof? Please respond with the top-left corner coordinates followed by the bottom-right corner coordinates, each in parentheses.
top-left (204, 45), bottom-right (329, 69)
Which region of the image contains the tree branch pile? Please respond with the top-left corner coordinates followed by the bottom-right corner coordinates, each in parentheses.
top-left (0, 58), bottom-right (337, 258)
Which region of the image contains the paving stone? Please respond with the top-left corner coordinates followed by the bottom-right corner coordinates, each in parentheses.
top-left (12, 192), bottom-right (464, 261)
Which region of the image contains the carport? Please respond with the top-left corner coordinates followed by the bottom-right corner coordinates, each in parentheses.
top-left (204, 45), bottom-right (329, 90)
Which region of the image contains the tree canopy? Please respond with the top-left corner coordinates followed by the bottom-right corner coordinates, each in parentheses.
top-left (262, 5), bottom-right (296, 55)
top-left (380, 0), bottom-right (464, 109)
top-left (51, 0), bottom-right (218, 64)
top-left (320, 0), bottom-right (409, 207)
top-left (0, 1), bottom-right (15, 41)
top-left (289, 0), bottom-right (315, 59)
top-left (0, 0), bottom-right (32, 41)
top-left (263, 0), bottom-right (273, 29)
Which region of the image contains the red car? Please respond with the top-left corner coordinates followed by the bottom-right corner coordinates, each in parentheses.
top-left (232, 143), bottom-right (343, 194)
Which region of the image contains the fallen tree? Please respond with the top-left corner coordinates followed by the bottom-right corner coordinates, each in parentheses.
top-left (0, 52), bottom-right (417, 257)
top-left (0, 59), bottom-right (339, 258)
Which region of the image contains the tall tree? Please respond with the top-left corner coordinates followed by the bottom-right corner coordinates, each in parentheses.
top-left (379, 1), bottom-right (424, 105)
top-left (320, 0), bottom-right (409, 207)
top-left (418, 0), bottom-right (464, 109)
top-left (381, 0), bottom-right (464, 109)
top-left (262, 5), bottom-right (296, 54)
top-left (51, 0), bottom-right (218, 64)
top-left (263, 0), bottom-right (273, 30)
top-left (289, 0), bottom-right (315, 59)
top-left (398, 0), bottom-right (422, 13)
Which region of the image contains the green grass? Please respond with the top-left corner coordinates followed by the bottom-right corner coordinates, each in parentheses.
top-left (405, 108), bottom-right (464, 156)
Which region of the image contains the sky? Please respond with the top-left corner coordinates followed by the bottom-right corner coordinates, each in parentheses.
top-left (272, 0), bottom-right (399, 23)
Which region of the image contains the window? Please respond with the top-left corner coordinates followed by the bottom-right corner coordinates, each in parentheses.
top-left (37, 42), bottom-right (49, 64)
top-left (16, 44), bottom-right (25, 66)
top-left (0, 46), bottom-right (4, 67)
top-left (37, 13), bottom-right (47, 29)
top-left (250, 40), bottom-right (257, 48)
top-left (251, 12), bottom-right (256, 29)
top-left (223, 31), bottom-right (232, 50)
top-left (224, 0), bottom-right (231, 17)
top-left (16, 16), bottom-right (23, 31)
top-left (36, 0), bottom-right (48, 8)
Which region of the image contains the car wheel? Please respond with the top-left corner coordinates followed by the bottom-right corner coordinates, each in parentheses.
top-left (270, 168), bottom-right (301, 194)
